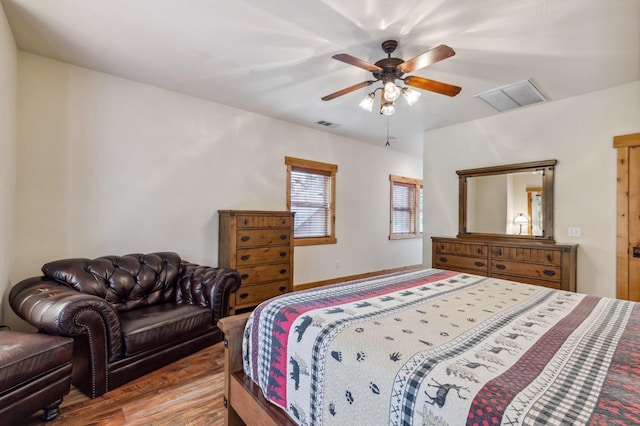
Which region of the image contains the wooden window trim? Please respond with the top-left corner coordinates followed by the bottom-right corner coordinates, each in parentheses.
top-left (389, 174), bottom-right (423, 240)
top-left (285, 156), bottom-right (337, 246)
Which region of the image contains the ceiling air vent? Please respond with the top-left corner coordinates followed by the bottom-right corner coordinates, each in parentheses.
top-left (474, 79), bottom-right (548, 112)
top-left (316, 120), bottom-right (339, 128)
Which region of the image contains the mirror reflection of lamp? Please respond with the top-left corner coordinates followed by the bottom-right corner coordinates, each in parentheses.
top-left (514, 213), bottom-right (529, 235)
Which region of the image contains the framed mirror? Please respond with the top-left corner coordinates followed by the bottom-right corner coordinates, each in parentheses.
top-left (457, 160), bottom-right (556, 242)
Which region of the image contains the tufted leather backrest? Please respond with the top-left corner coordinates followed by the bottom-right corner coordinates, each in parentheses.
top-left (42, 252), bottom-right (181, 313)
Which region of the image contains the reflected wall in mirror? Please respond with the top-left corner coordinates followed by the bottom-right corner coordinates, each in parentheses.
top-left (458, 160), bottom-right (556, 242)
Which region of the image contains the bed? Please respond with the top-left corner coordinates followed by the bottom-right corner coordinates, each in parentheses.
top-left (218, 268), bottom-right (640, 425)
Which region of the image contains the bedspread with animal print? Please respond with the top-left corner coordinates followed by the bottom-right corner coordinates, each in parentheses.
top-left (243, 268), bottom-right (640, 425)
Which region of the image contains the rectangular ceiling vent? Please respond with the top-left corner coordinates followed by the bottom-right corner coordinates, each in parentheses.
top-left (474, 79), bottom-right (548, 112)
top-left (316, 120), bottom-right (339, 128)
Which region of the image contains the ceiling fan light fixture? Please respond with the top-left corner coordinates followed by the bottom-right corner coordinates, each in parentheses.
top-left (358, 92), bottom-right (375, 112)
top-left (402, 87), bottom-right (421, 105)
top-left (321, 40), bottom-right (460, 113)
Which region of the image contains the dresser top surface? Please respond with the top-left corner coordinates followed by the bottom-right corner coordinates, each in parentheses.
top-left (219, 210), bottom-right (293, 216)
top-left (431, 236), bottom-right (577, 250)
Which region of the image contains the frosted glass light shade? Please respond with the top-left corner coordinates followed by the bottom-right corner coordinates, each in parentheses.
top-left (402, 87), bottom-right (421, 105)
top-left (380, 101), bottom-right (395, 116)
top-left (383, 82), bottom-right (400, 101)
top-left (359, 93), bottom-right (375, 111)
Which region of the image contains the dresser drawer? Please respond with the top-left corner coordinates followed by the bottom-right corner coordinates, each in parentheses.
top-left (491, 274), bottom-right (562, 290)
top-left (234, 280), bottom-right (289, 305)
top-left (435, 241), bottom-right (488, 257)
top-left (237, 229), bottom-right (291, 247)
top-left (491, 246), bottom-right (561, 265)
top-left (434, 254), bottom-right (488, 274)
top-left (236, 215), bottom-right (292, 228)
top-left (237, 263), bottom-right (291, 285)
top-left (490, 260), bottom-right (561, 282)
top-left (236, 247), bottom-right (291, 266)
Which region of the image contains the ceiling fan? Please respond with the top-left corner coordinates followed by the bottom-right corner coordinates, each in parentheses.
top-left (321, 40), bottom-right (461, 114)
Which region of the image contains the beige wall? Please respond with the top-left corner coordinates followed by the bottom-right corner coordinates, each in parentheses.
top-left (469, 174), bottom-right (508, 234)
top-left (423, 81), bottom-right (640, 298)
top-left (0, 4), bottom-right (17, 325)
top-left (10, 53), bottom-right (422, 326)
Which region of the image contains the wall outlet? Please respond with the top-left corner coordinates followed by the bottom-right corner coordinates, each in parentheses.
top-left (567, 227), bottom-right (581, 237)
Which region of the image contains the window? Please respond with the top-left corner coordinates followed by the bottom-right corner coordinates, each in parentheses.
top-left (389, 175), bottom-right (423, 239)
top-left (285, 156), bottom-right (337, 246)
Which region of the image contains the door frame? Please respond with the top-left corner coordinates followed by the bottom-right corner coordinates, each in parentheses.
top-left (614, 132), bottom-right (640, 300)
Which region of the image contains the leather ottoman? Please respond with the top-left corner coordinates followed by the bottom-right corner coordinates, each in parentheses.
top-left (0, 328), bottom-right (73, 423)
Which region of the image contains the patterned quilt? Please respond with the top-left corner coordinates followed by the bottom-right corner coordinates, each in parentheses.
top-left (243, 269), bottom-right (640, 425)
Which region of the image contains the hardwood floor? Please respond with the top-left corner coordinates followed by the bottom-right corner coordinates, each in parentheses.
top-left (22, 342), bottom-right (226, 426)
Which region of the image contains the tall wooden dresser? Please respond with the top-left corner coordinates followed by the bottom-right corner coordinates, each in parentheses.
top-left (431, 237), bottom-right (577, 292)
top-left (218, 210), bottom-right (294, 314)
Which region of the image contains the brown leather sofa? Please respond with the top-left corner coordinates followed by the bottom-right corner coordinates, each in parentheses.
top-left (0, 326), bottom-right (73, 423)
top-left (9, 252), bottom-right (241, 398)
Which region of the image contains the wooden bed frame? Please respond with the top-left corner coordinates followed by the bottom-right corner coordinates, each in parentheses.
top-left (218, 313), bottom-right (295, 426)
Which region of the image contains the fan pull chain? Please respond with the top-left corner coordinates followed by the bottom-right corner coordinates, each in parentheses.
top-left (385, 116), bottom-right (391, 146)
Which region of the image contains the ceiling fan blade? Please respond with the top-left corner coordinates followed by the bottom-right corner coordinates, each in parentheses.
top-left (397, 45), bottom-right (455, 73)
top-left (332, 54), bottom-right (382, 72)
top-left (321, 80), bottom-right (376, 101)
top-left (404, 76), bottom-right (461, 97)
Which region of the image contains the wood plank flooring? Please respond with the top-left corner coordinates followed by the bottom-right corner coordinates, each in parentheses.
top-left (21, 342), bottom-right (226, 426)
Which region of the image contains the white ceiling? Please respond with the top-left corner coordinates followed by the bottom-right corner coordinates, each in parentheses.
top-left (2, 0), bottom-right (639, 156)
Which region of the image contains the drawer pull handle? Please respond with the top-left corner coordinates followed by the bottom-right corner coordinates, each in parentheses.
top-left (280, 252), bottom-right (287, 257)
top-left (439, 257), bottom-right (448, 262)
top-left (495, 264), bottom-right (506, 270)
top-left (240, 255), bottom-right (250, 261)
top-left (239, 293), bottom-right (249, 299)
top-left (278, 286), bottom-right (286, 292)
top-left (546, 254), bottom-right (552, 262)
top-left (543, 270), bottom-right (556, 276)
top-left (240, 236), bottom-right (250, 242)
top-left (474, 261), bottom-right (484, 267)
top-left (240, 274), bottom-right (249, 280)
top-left (280, 234), bottom-right (288, 240)
top-left (498, 249), bottom-right (503, 256)
top-left (282, 219), bottom-right (286, 224)
top-left (279, 269), bottom-right (287, 274)
top-left (243, 219), bottom-right (248, 225)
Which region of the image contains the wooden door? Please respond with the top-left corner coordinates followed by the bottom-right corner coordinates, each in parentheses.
top-left (614, 133), bottom-right (640, 301)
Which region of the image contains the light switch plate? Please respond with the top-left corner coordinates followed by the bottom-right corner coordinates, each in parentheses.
top-left (568, 227), bottom-right (581, 237)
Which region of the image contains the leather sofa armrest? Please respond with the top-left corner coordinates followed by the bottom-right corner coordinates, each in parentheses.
top-left (178, 263), bottom-right (241, 323)
top-left (9, 277), bottom-right (123, 360)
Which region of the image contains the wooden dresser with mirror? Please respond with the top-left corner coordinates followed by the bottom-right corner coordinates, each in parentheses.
top-left (432, 160), bottom-right (577, 292)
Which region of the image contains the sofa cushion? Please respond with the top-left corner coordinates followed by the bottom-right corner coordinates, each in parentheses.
top-left (42, 252), bottom-right (181, 312)
top-left (119, 304), bottom-right (212, 356)
top-left (0, 331), bottom-right (73, 393)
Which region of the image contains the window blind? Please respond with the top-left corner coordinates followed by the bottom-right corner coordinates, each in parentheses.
top-left (392, 182), bottom-right (415, 234)
top-left (290, 169), bottom-right (331, 238)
